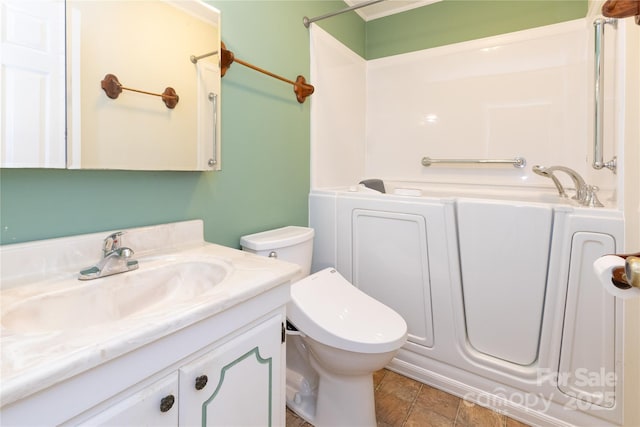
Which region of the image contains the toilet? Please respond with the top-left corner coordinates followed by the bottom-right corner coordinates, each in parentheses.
top-left (240, 226), bottom-right (408, 427)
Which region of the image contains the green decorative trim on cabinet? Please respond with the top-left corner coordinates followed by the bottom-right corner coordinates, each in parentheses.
top-left (201, 346), bottom-right (273, 427)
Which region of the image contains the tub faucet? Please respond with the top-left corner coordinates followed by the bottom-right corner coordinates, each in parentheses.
top-left (532, 165), bottom-right (603, 207)
top-left (531, 165), bottom-right (569, 198)
top-left (79, 231), bottom-right (139, 280)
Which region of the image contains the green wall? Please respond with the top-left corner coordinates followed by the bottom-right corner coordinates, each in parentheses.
top-left (0, 0), bottom-right (585, 247)
top-left (365, 0), bottom-right (587, 59)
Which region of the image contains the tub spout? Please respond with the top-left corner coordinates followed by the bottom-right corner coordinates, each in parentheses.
top-left (533, 165), bottom-right (589, 205)
top-left (532, 165), bottom-right (569, 198)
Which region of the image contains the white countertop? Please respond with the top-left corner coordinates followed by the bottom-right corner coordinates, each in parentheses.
top-left (0, 220), bottom-right (299, 407)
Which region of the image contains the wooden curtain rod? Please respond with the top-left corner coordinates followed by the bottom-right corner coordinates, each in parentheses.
top-left (602, 0), bottom-right (640, 24)
top-left (220, 42), bottom-right (314, 104)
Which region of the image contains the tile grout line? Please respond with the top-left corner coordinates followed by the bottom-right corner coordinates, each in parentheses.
top-left (453, 396), bottom-right (463, 427)
top-left (401, 383), bottom-right (423, 427)
top-left (374, 369), bottom-right (387, 394)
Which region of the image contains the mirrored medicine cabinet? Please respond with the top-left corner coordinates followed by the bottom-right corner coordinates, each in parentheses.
top-left (0, 0), bottom-right (221, 171)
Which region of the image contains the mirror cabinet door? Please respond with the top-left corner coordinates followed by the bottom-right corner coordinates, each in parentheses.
top-left (67, 0), bottom-right (221, 171)
top-left (1, 0), bottom-right (221, 171)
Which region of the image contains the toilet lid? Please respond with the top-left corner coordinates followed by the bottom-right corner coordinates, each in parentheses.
top-left (288, 268), bottom-right (408, 354)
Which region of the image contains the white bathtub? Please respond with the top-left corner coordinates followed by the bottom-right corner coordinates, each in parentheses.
top-left (310, 183), bottom-right (625, 427)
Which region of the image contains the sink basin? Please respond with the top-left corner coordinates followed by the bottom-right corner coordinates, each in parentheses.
top-left (2, 258), bottom-right (231, 334)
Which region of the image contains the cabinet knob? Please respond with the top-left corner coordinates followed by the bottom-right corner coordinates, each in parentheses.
top-left (160, 394), bottom-right (175, 412)
top-left (195, 375), bottom-right (208, 390)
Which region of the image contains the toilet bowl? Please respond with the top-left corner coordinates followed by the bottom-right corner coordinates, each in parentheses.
top-left (241, 227), bottom-right (408, 427)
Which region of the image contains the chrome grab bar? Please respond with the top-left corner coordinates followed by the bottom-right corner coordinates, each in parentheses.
top-left (421, 156), bottom-right (526, 168)
top-left (592, 17), bottom-right (617, 173)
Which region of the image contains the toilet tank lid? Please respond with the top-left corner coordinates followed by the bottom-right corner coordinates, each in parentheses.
top-left (240, 226), bottom-right (314, 251)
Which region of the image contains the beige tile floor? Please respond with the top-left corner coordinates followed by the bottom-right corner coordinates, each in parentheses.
top-left (286, 369), bottom-right (531, 427)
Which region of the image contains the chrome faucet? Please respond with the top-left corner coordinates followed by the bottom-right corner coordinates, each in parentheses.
top-left (79, 232), bottom-right (139, 280)
top-left (531, 165), bottom-right (569, 198)
top-left (532, 165), bottom-right (603, 207)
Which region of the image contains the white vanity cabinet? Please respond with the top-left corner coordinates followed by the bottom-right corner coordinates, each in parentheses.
top-left (2, 292), bottom-right (289, 427)
top-left (59, 312), bottom-right (286, 427)
top-left (0, 222), bottom-right (296, 426)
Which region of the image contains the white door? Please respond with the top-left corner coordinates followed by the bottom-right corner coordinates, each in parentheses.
top-left (0, 0), bottom-right (66, 168)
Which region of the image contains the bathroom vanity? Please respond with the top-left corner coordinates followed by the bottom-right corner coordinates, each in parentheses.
top-left (0, 220), bottom-right (298, 426)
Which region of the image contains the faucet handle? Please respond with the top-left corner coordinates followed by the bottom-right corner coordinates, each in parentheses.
top-left (119, 247), bottom-right (134, 258)
top-left (103, 231), bottom-right (124, 255)
top-left (585, 185), bottom-right (604, 207)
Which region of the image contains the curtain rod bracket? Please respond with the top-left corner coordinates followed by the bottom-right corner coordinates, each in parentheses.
top-left (190, 50), bottom-right (219, 64)
top-left (601, 0), bottom-right (640, 24)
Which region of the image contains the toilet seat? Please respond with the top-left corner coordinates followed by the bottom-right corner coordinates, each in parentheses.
top-left (287, 268), bottom-right (408, 354)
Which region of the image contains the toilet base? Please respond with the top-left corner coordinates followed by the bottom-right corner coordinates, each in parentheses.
top-left (285, 334), bottom-right (397, 427)
top-left (285, 335), bottom-right (319, 424)
top-left (286, 367), bottom-right (317, 424)
top-left (312, 360), bottom-right (376, 427)
top-left (286, 364), bottom-right (376, 427)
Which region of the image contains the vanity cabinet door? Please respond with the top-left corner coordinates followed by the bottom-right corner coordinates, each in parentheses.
top-left (78, 372), bottom-right (179, 427)
top-left (178, 314), bottom-right (284, 427)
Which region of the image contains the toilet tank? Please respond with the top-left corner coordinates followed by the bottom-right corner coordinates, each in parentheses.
top-left (240, 226), bottom-right (314, 282)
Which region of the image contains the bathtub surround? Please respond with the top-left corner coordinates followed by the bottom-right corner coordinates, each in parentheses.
top-left (309, 3), bottom-right (639, 426)
top-left (311, 19), bottom-right (620, 202)
top-left (310, 27), bottom-right (367, 188)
